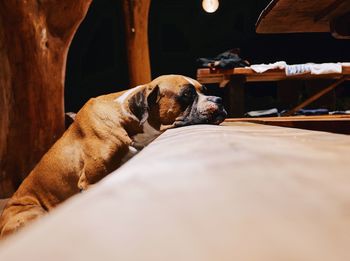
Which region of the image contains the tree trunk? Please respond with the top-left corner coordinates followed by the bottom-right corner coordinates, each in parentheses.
top-left (122, 0), bottom-right (152, 87)
top-left (0, 0), bottom-right (92, 197)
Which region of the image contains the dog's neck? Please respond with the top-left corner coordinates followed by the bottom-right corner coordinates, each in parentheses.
top-left (114, 86), bottom-right (176, 150)
top-left (131, 120), bottom-right (161, 150)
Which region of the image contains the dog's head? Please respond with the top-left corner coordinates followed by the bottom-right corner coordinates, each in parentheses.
top-left (125, 75), bottom-right (227, 129)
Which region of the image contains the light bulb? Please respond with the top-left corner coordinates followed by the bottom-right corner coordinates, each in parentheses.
top-left (202, 0), bottom-right (219, 13)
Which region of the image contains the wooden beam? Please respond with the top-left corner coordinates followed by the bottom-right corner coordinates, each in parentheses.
top-left (0, 0), bottom-right (92, 197)
top-left (314, 0), bottom-right (347, 22)
top-left (122, 0), bottom-right (152, 87)
top-left (284, 77), bottom-right (347, 116)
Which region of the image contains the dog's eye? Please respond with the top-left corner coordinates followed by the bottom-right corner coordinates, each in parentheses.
top-left (182, 87), bottom-right (196, 99)
top-left (177, 85), bottom-right (197, 106)
top-left (183, 90), bottom-right (194, 98)
top-left (201, 85), bottom-right (208, 93)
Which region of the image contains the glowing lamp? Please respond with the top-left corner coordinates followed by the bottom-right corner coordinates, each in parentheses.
top-left (202, 0), bottom-right (219, 13)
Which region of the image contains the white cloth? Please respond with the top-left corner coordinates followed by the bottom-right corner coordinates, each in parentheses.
top-left (250, 62), bottom-right (349, 76)
top-left (250, 61), bottom-right (287, 73)
top-left (285, 63), bottom-right (343, 76)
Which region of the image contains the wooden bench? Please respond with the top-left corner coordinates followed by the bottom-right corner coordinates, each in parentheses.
top-left (197, 66), bottom-right (350, 117)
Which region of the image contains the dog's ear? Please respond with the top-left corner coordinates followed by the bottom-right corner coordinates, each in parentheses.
top-left (128, 85), bottom-right (160, 125)
top-left (146, 85), bottom-right (160, 107)
top-left (141, 85), bottom-right (160, 124)
top-left (128, 90), bottom-right (147, 125)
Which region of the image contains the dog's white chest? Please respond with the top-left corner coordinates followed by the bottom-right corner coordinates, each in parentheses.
top-left (132, 121), bottom-right (161, 149)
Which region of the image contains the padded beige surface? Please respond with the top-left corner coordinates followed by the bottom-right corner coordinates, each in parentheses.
top-left (0, 123), bottom-right (350, 260)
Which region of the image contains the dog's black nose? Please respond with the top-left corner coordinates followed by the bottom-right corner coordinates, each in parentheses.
top-left (207, 96), bottom-right (223, 105)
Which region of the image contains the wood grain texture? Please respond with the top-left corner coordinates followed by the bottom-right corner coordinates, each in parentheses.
top-left (226, 115), bottom-right (350, 134)
top-left (0, 0), bottom-right (92, 197)
top-left (122, 0), bottom-right (151, 87)
top-left (0, 123), bottom-right (349, 260)
top-left (256, 0), bottom-right (350, 34)
top-left (197, 66), bottom-right (350, 84)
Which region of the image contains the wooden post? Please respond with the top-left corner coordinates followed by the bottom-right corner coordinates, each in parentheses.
top-left (227, 76), bottom-right (246, 117)
top-left (0, 0), bottom-right (92, 197)
top-left (122, 0), bottom-right (152, 87)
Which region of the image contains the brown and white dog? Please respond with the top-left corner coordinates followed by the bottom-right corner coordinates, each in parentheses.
top-left (0, 74), bottom-right (227, 238)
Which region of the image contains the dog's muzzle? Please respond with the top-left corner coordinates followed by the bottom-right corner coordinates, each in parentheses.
top-left (174, 95), bottom-right (227, 127)
top-left (205, 96), bottom-right (227, 124)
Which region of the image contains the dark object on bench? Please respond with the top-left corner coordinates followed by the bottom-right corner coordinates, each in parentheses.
top-left (197, 49), bottom-right (250, 69)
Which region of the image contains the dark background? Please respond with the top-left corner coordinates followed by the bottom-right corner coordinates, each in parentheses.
top-left (65, 0), bottom-right (350, 114)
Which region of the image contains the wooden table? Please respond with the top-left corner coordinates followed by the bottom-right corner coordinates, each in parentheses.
top-left (1, 123), bottom-right (350, 260)
top-left (255, 0), bottom-right (350, 39)
top-left (197, 66), bottom-right (350, 117)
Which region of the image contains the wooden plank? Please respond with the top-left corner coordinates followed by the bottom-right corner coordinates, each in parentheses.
top-left (226, 114), bottom-right (350, 121)
top-left (314, 0), bottom-right (347, 22)
top-left (1, 123), bottom-right (350, 260)
top-left (197, 66), bottom-right (350, 84)
top-left (256, 0), bottom-right (350, 34)
top-left (225, 115), bottom-right (350, 134)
